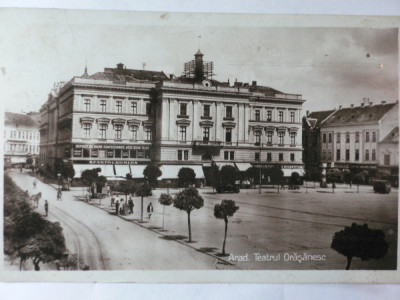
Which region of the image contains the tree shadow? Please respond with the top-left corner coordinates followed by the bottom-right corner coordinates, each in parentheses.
top-left (160, 235), bottom-right (187, 241)
top-left (316, 191), bottom-right (333, 193)
top-left (216, 253), bottom-right (230, 257)
top-left (147, 226), bottom-right (162, 230)
top-left (196, 247), bottom-right (218, 253)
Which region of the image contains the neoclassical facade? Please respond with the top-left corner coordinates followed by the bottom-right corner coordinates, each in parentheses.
top-left (39, 51), bottom-right (305, 182)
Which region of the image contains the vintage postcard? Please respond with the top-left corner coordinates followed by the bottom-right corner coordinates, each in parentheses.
top-left (0, 8), bottom-right (399, 283)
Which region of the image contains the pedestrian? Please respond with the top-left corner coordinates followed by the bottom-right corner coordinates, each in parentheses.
top-left (33, 179), bottom-right (37, 189)
top-left (107, 185), bottom-right (111, 197)
top-left (280, 181), bottom-right (285, 190)
top-left (44, 200), bottom-right (48, 217)
top-left (57, 189), bottom-right (62, 201)
top-left (111, 196), bottom-right (115, 207)
top-left (115, 199), bottom-right (120, 215)
top-left (128, 197), bottom-right (134, 214)
top-left (147, 202), bottom-right (153, 219)
top-left (349, 180), bottom-right (352, 188)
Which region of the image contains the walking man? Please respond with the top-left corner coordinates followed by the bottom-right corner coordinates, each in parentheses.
top-left (128, 197), bottom-right (134, 214)
top-left (33, 179), bottom-right (37, 189)
top-left (115, 198), bottom-right (120, 216)
top-left (147, 202), bottom-right (153, 219)
top-left (44, 200), bottom-right (49, 217)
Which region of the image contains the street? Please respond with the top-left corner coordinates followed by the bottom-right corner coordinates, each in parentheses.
top-left (6, 170), bottom-right (398, 270)
top-left (6, 170), bottom-right (219, 270)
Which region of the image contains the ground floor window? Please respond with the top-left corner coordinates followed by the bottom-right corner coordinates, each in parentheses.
top-left (178, 150), bottom-right (189, 161)
top-left (267, 152), bottom-right (272, 162)
top-left (279, 153), bottom-right (284, 161)
top-left (290, 153), bottom-right (295, 162)
top-left (255, 152), bottom-right (260, 161)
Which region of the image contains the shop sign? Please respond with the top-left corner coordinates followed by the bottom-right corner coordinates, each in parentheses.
top-left (74, 144), bottom-right (150, 150)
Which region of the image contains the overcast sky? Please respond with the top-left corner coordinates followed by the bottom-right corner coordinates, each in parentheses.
top-left (1, 10), bottom-right (398, 114)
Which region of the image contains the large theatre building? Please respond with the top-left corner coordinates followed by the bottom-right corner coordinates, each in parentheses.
top-left (39, 51), bottom-right (305, 184)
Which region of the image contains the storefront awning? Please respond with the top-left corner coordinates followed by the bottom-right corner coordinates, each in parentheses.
top-left (235, 162), bottom-right (252, 172)
top-left (215, 162), bottom-right (236, 169)
top-left (114, 165), bottom-right (131, 177)
top-left (102, 165), bottom-right (116, 177)
top-left (130, 165), bottom-right (147, 178)
top-left (10, 157), bottom-right (27, 163)
top-left (73, 164), bottom-right (96, 178)
top-left (282, 168), bottom-right (305, 177)
top-left (159, 165), bottom-right (205, 180)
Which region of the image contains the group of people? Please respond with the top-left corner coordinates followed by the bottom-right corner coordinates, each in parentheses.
top-left (111, 194), bottom-right (153, 218)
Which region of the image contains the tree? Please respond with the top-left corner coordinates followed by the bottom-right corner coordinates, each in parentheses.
top-left (115, 180), bottom-right (136, 202)
top-left (290, 172), bottom-right (301, 186)
top-left (245, 167), bottom-right (259, 187)
top-left (143, 164), bottom-right (162, 188)
top-left (219, 165), bottom-right (238, 187)
top-left (62, 162), bottom-right (75, 188)
top-left (158, 193), bottom-right (173, 230)
top-left (178, 167), bottom-right (196, 187)
top-left (26, 157), bottom-right (33, 167)
top-left (208, 163), bottom-right (219, 192)
top-left (327, 168), bottom-right (343, 183)
top-left (214, 200), bottom-right (239, 255)
top-left (81, 168), bottom-right (102, 194)
top-left (136, 183), bottom-right (152, 222)
top-left (19, 220), bottom-right (66, 271)
top-left (173, 187), bottom-right (204, 242)
top-left (331, 223), bottom-right (389, 270)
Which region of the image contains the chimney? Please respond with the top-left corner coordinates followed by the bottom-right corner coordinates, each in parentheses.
top-left (306, 110), bottom-right (309, 117)
top-left (169, 74), bottom-right (174, 80)
top-left (369, 102), bottom-right (373, 106)
top-left (339, 105), bottom-right (342, 109)
top-left (117, 63), bottom-right (124, 70)
top-left (350, 104), bottom-right (354, 108)
top-left (194, 49), bottom-right (204, 82)
top-left (252, 81), bottom-right (257, 86)
top-left (381, 101), bottom-right (386, 104)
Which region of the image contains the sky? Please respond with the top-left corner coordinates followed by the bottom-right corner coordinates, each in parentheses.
top-left (0, 10), bottom-right (398, 114)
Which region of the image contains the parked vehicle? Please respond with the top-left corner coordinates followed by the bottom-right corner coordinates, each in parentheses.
top-left (216, 184), bottom-right (240, 193)
top-left (373, 180), bottom-right (391, 194)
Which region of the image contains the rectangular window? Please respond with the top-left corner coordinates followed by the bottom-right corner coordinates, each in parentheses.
top-left (328, 133), bottom-right (332, 143)
top-left (203, 127), bottom-right (210, 142)
top-left (107, 150), bottom-right (114, 158)
top-left (290, 132), bottom-right (296, 145)
top-left (130, 126), bottom-right (137, 140)
top-left (224, 151), bottom-right (229, 160)
top-left (355, 132), bottom-right (360, 143)
top-left (384, 154), bottom-right (390, 165)
top-left (355, 149), bottom-right (359, 161)
top-left (83, 149), bottom-right (90, 158)
top-left (365, 149), bottom-right (369, 161)
top-left (255, 110), bottom-right (260, 121)
top-left (279, 111), bottom-right (284, 122)
top-left (178, 150), bottom-right (183, 160)
top-left (336, 133), bottom-right (340, 143)
top-left (100, 100), bottom-right (106, 113)
top-left (91, 149), bottom-right (98, 158)
top-left (130, 150), bottom-right (137, 158)
top-left (346, 149), bottom-right (350, 161)
top-left (180, 126), bottom-right (187, 141)
top-left (122, 150), bottom-right (129, 158)
top-left (372, 132), bottom-right (376, 142)
top-left (323, 133), bottom-right (326, 143)
top-left (346, 132), bottom-right (350, 143)
top-left (278, 132), bottom-right (284, 146)
top-left (267, 132), bottom-right (273, 144)
top-left (115, 149), bottom-right (122, 158)
top-left (225, 128), bottom-right (232, 143)
top-left (267, 110), bottom-right (272, 121)
top-left (279, 153), bottom-right (284, 161)
top-left (22, 131), bottom-right (25, 139)
top-left (226, 106), bottom-right (233, 119)
top-left (145, 127), bottom-right (152, 141)
top-left (267, 152), bottom-right (272, 162)
top-left (366, 132), bottom-right (370, 142)
top-left (116, 101), bottom-right (122, 114)
top-left (84, 99), bottom-right (90, 112)
top-left (115, 124), bottom-right (122, 139)
top-left (328, 150), bottom-right (332, 160)
top-left (255, 152), bottom-right (260, 161)
top-left (255, 131), bottom-right (261, 145)
top-left (290, 153), bottom-right (295, 162)
top-left (322, 149), bottom-right (326, 160)
top-left (372, 149), bottom-right (376, 161)
top-left (18, 131), bottom-right (21, 139)
top-left (146, 103), bottom-right (151, 116)
top-left (336, 149), bottom-right (341, 160)
top-left (230, 151), bottom-right (234, 160)
top-left (83, 123), bottom-right (91, 138)
top-left (290, 111), bottom-right (295, 123)
top-left (98, 150), bottom-right (105, 158)
top-left (131, 102), bottom-right (137, 114)
top-left (180, 103), bottom-right (187, 116)
top-left (184, 150), bottom-right (189, 161)
top-left (99, 124), bottom-right (107, 139)
top-left (203, 104), bottom-right (210, 117)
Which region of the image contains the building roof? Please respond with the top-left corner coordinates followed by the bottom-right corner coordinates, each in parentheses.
top-left (307, 110), bottom-right (336, 128)
top-left (322, 102), bottom-right (397, 127)
top-left (248, 85), bottom-right (282, 97)
top-left (5, 112), bottom-right (40, 128)
top-left (171, 76), bottom-right (229, 87)
top-left (88, 66), bottom-right (169, 82)
top-left (380, 127), bottom-right (399, 144)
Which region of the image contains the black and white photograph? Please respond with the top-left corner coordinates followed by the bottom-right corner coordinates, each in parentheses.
top-left (1, 8), bottom-right (399, 283)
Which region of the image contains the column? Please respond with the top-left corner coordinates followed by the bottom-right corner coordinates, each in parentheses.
top-left (193, 100), bottom-right (199, 141)
top-left (169, 99), bottom-right (176, 140)
top-left (162, 99), bottom-right (169, 140)
top-left (244, 104), bottom-right (250, 142)
top-left (215, 102), bottom-right (223, 141)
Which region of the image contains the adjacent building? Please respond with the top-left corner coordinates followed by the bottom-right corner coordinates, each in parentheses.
top-left (377, 126), bottom-right (399, 184)
top-left (4, 112), bottom-right (41, 167)
top-left (307, 100), bottom-right (398, 177)
top-left (39, 50), bottom-right (306, 183)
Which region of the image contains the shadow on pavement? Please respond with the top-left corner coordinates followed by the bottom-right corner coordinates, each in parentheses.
top-left (160, 235), bottom-right (187, 241)
top-left (196, 247), bottom-right (218, 253)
